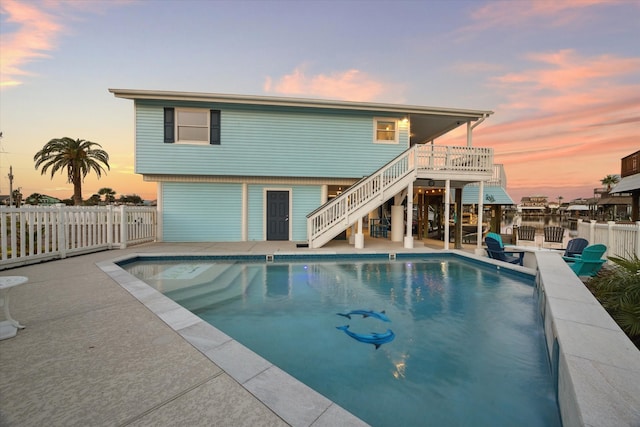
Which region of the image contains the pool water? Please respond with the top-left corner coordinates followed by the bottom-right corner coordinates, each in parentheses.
top-left (124, 257), bottom-right (561, 427)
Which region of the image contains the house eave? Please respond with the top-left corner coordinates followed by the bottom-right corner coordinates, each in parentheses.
top-left (109, 88), bottom-right (493, 119)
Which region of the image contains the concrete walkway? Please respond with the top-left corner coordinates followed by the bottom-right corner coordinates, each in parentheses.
top-left (1, 238), bottom-right (444, 427)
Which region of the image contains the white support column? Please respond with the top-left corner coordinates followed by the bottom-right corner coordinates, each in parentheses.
top-left (391, 205), bottom-right (404, 242)
top-left (355, 217), bottom-right (364, 249)
top-left (404, 181), bottom-right (414, 248)
top-left (444, 179), bottom-right (451, 250)
top-left (476, 181), bottom-right (485, 252)
top-left (321, 185), bottom-right (328, 204)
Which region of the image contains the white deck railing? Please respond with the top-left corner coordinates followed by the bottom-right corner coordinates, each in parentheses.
top-left (576, 220), bottom-right (640, 259)
top-left (1, 205), bottom-right (157, 270)
top-left (307, 144), bottom-right (493, 248)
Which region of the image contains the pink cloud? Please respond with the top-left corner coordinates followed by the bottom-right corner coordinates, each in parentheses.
top-left (465, 0), bottom-right (624, 32)
top-left (264, 66), bottom-right (405, 102)
top-left (0, 0), bottom-right (62, 87)
top-left (442, 49), bottom-right (639, 203)
top-left (492, 50), bottom-right (640, 108)
top-left (0, 0), bottom-right (131, 88)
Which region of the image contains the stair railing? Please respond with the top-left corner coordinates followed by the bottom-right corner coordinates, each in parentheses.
top-left (307, 144), bottom-right (493, 248)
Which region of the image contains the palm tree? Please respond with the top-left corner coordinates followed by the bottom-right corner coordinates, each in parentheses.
top-left (98, 187), bottom-right (116, 204)
top-left (34, 137), bottom-right (110, 205)
top-left (601, 174), bottom-right (620, 192)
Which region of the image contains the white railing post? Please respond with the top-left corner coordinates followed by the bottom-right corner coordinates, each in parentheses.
top-left (0, 209), bottom-right (6, 260)
top-left (607, 221), bottom-right (615, 257)
top-left (589, 220), bottom-right (596, 245)
top-left (57, 204), bottom-right (67, 258)
top-left (636, 221), bottom-right (640, 259)
top-left (107, 205), bottom-right (113, 249)
top-left (120, 205), bottom-right (127, 249)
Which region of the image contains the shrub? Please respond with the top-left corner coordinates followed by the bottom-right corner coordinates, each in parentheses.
top-left (586, 254), bottom-right (640, 348)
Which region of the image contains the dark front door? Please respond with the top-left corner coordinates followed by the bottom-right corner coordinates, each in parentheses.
top-left (267, 191), bottom-right (289, 240)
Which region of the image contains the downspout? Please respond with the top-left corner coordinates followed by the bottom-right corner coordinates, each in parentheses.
top-left (466, 113), bottom-right (489, 147)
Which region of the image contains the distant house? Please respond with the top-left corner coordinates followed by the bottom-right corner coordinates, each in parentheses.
top-left (610, 150), bottom-right (640, 221)
top-left (518, 195), bottom-right (547, 214)
top-left (110, 89), bottom-right (495, 248)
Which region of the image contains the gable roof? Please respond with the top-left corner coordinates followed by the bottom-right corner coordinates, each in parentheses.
top-left (109, 89), bottom-right (493, 144)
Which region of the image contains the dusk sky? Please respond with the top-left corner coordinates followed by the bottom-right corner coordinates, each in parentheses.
top-left (1, 0), bottom-right (639, 204)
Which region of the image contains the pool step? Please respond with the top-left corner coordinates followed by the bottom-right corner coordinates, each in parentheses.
top-left (167, 264), bottom-right (262, 311)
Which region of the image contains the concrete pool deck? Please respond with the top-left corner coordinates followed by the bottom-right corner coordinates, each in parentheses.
top-left (1, 238), bottom-right (639, 426)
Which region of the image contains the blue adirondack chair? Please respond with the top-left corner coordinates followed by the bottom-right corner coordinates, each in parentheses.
top-left (569, 244), bottom-right (607, 277)
top-left (486, 232), bottom-right (504, 247)
top-left (562, 238), bottom-right (589, 262)
top-left (485, 236), bottom-right (524, 266)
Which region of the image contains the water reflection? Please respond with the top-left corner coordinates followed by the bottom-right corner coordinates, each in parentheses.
top-left (500, 213), bottom-right (573, 234)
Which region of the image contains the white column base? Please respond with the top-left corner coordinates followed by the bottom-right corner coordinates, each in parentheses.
top-left (391, 205), bottom-right (404, 242)
top-left (403, 236), bottom-right (414, 248)
top-left (355, 233), bottom-right (364, 249)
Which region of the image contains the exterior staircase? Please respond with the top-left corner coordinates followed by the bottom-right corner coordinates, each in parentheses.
top-left (307, 144), bottom-right (493, 248)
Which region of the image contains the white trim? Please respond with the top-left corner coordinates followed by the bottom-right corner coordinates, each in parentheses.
top-left (373, 117), bottom-right (399, 144)
top-left (110, 88), bottom-right (494, 119)
top-left (263, 187), bottom-right (293, 241)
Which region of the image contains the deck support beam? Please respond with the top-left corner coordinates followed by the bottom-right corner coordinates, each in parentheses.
top-left (444, 179), bottom-right (451, 250)
top-left (404, 181), bottom-right (414, 248)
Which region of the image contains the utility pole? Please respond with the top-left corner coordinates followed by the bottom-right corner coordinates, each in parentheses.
top-left (8, 165), bottom-right (14, 206)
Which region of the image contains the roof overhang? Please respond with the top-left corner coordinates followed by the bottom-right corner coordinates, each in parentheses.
top-left (462, 185), bottom-right (514, 205)
top-left (610, 174), bottom-right (640, 193)
top-left (109, 89), bottom-right (493, 144)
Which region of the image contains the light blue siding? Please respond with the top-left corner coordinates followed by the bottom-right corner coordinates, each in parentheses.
top-left (135, 100), bottom-right (408, 178)
top-left (162, 182), bottom-right (242, 242)
top-left (247, 184), bottom-right (322, 241)
top-left (291, 186), bottom-right (322, 240)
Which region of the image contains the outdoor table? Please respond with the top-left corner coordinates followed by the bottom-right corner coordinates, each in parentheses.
top-left (0, 276), bottom-right (28, 340)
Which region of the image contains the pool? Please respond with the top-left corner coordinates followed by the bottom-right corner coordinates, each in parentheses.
top-left (121, 254), bottom-right (561, 427)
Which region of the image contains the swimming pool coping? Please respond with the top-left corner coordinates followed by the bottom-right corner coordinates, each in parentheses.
top-left (98, 249), bottom-right (640, 427)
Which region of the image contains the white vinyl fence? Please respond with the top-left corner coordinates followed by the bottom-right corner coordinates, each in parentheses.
top-left (1, 205), bottom-right (157, 270)
top-left (576, 220), bottom-right (640, 259)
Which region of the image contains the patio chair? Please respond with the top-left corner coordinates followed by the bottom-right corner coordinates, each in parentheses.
top-left (562, 238), bottom-right (589, 262)
top-left (569, 244), bottom-right (607, 277)
top-left (485, 236), bottom-right (524, 266)
top-left (516, 226), bottom-right (536, 244)
top-left (543, 226), bottom-right (565, 248)
top-left (485, 232), bottom-right (503, 247)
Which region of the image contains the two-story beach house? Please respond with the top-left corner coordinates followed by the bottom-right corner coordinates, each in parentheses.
top-left (110, 89), bottom-right (495, 249)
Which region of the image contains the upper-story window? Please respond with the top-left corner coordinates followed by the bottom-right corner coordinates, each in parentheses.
top-left (374, 118), bottom-right (398, 143)
top-left (164, 107), bottom-right (220, 145)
